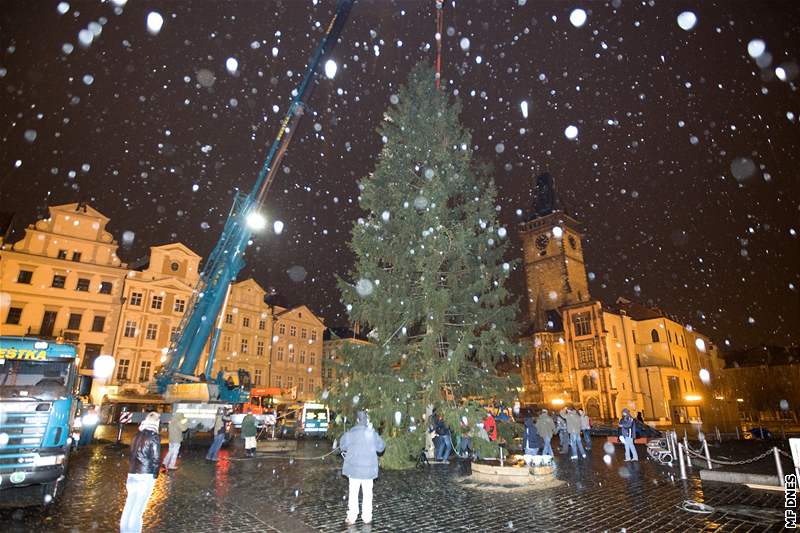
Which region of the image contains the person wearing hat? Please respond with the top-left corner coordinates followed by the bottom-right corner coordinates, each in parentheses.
top-left (120, 412), bottom-right (161, 533)
top-left (163, 411), bottom-right (188, 470)
top-left (339, 411), bottom-right (385, 526)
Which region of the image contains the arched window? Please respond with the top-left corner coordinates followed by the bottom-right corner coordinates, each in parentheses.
top-left (556, 354), bottom-right (562, 373)
top-left (582, 374), bottom-right (597, 390)
top-left (651, 329), bottom-right (660, 343)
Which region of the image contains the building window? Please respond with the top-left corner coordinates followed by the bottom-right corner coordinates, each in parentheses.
top-left (651, 329), bottom-right (660, 343)
top-left (257, 339), bottom-right (265, 356)
top-left (241, 338), bottom-right (249, 353)
top-left (288, 346), bottom-right (295, 362)
top-left (222, 336), bottom-right (231, 351)
top-left (174, 299), bottom-right (185, 313)
top-left (117, 359), bottom-right (130, 381)
top-left (17, 270), bottom-right (33, 284)
top-left (277, 346), bottom-right (284, 361)
top-left (310, 353), bottom-right (316, 365)
top-left (123, 320), bottom-right (137, 338)
top-left (76, 278), bottom-right (90, 292)
top-left (99, 281), bottom-right (113, 294)
top-left (5, 307), bottom-right (23, 325)
top-left (289, 325), bottom-right (297, 337)
top-left (539, 348), bottom-right (552, 373)
top-left (225, 313), bottom-right (233, 324)
top-left (57, 249), bottom-right (67, 260)
top-left (258, 319), bottom-right (266, 330)
top-left (578, 344), bottom-right (595, 368)
top-left (287, 376), bottom-right (294, 388)
top-left (72, 251), bottom-right (82, 262)
top-left (145, 323), bottom-right (158, 340)
top-left (310, 329), bottom-right (318, 341)
top-left (138, 361), bottom-right (152, 382)
top-left (582, 374), bottom-right (597, 390)
top-left (52, 274), bottom-right (66, 288)
top-left (298, 378), bottom-right (304, 393)
top-left (308, 379), bottom-right (314, 393)
top-left (254, 369), bottom-right (262, 386)
top-left (91, 315), bottom-right (106, 332)
top-left (279, 323), bottom-right (286, 335)
top-left (632, 331), bottom-right (637, 344)
top-left (67, 313), bottom-right (82, 330)
top-left (612, 325), bottom-right (618, 339)
top-left (243, 316), bottom-right (251, 328)
top-left (573, 312), bottom-right (591, 336)
top-left (668, 330), bottom-right (673, 344)
top-left (300, 328), bottom-right (307, 339)
top-left (130, 292), bottom-right (143, 306)
top-left (327, 368), bottom-right (333, 379)
top-left (151, 295), bottom-right (163, 310)
top-left (299, 351), bottom-right (305, 364)
top-left (275, 375), bottom-right (282, 388)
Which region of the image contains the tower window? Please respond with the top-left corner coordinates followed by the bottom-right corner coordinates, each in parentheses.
top-left (573, 312), bottom-right (592, 336)
top-left (651, 329), bottom-right (660, 343)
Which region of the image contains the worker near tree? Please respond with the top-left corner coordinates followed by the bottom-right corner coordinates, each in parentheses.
top-left (483, 411), bottom-right (497, 442)
top-left (535, 409), bottom-right (556, 456)
top-left (241, 408), bottom-right (258, 457)
top-left (340, 411), bottom-right (385, 526)
top-left (120, 412), bottom-right (161, 533)
top-left (162, 412), bottom-right (188, 470)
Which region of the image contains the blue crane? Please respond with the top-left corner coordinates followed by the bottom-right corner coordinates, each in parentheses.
top-left (154, 0), bottom-right (354, 403)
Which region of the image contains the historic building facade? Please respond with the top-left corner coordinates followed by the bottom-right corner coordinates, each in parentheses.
top-left (1, 203), bottom-right (327, 404)
top-left (0, 203), bottom-right (128, 370)
top-left (519, 175), bottom-right (733, 428)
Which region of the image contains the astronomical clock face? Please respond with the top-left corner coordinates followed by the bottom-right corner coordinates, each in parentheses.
top-left (535, 234), bottom-right (550, 251)
top-left (568, 235), bottom-right (578, 250)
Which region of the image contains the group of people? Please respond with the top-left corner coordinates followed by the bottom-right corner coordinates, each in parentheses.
top-left (521, 407), bottom-right (592, 460)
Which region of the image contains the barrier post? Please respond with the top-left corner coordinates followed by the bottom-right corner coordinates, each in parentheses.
top-left (677, 442), bottom-right (687, 480)
top-left (715, 426), bottom-right (721, 442)
top-left (735, 426), bottom-right (739, 440)
top-left (683, 437), bottom-right (693, 469)
top-left (774, 447), bottom-right (785, 487)
top-left (702, 438), bottom-right (713, 470)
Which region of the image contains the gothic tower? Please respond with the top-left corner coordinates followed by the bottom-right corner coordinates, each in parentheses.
top-left (519, 173), bottom-right (590, 330)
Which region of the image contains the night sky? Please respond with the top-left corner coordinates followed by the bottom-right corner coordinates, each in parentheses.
top-left (1, 1), bottom-right (798, 351)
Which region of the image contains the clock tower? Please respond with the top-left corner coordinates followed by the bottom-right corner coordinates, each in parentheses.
top-left (519, 173), bottom-right (590, 330)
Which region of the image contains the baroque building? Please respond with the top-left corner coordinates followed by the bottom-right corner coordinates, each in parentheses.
top-left (0, 203), bottom-right (127, 371)
top-left (519, 175), bottom-right (734, 429)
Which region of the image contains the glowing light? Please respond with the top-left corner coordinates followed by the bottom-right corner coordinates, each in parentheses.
top-left (520, 100), bottom-right (529, 118)
top-left (569, 9), bottom-right (587, 28)
top-left (698, 368), bottom-right (711, 384)
top-left (92, 354), bottom-right (115, 379)
top-left (551, 398), bottom-right (565, 406)
top-left (676, 11), bottom-right (697, 31)
top-left (684, 395), bottom-right (702, 402)
top-left (246, 211), bottom-right (267, 230)
top-left (552, 226), bottom-right (563, 238)
top-left (564, 125), bottom-right (579, 140)
top-left (747, 39), bottom-right (766, 59)
top-left (225, 57), bottom-right (239, 74)
top-left (694, 338), bottom-right (706, 353)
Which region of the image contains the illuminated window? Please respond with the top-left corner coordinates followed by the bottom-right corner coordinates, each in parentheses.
top-left (572, 312), bottom-right (591, 336)
top-left (288, 346), bottom-right (295, 362)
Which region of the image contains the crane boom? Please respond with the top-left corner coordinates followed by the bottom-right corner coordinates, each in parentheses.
top-left (155, 0), bottom-right (354, 398)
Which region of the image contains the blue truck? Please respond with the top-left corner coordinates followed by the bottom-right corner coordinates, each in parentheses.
top-left (0, 336), bottom-right (87, 507)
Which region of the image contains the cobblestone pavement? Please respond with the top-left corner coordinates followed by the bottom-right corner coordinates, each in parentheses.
top-left (0, 437), bottom-right (788, 532)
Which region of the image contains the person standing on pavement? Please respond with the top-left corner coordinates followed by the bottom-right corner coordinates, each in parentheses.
top-left (241, 408), bottom-right (258, 457)
top-left (619, 408), bottom-right (639, 462)
top-left (565, 407), bottom-right (587, 459)
top-left (433, 414), bottom-right (452, 463)
top-left (523, 416), bottom-right (543, 457)
top-left (556, 409), bottom-right (569, 454)
top-left (205, 408), bottom-right (227, 462)
top-left (120, 412), bottom-right (161, 533)
top-left (579, 408), bottom-right (592, 450)
top-left (340, 411), bottom-right (385, 526)
top-left (535, 409), bottom-right (555, 456)
top-left (483, 412), bottom-right (498, 442)
top-left (162, 412), bottom-right (188, 470)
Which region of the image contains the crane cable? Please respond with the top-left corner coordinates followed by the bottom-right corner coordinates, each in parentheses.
top-left (435, 0), bottom-right (444, 89)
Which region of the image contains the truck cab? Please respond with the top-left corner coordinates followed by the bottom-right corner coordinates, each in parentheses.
top-left (0, 337), bottom-right (81, 507)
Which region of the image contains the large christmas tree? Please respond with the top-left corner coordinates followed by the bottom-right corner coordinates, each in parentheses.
top-left (329, 63), bottom-right (521, 469)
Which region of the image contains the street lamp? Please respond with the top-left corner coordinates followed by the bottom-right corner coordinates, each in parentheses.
top-left (246, 211), bottom-right (267, 230)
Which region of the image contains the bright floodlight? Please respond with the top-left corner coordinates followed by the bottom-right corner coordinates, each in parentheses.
top-left (93, 354), bottom-right (116, 379)
top-left (324, 59), bottom-right (337, 79)
top-left (246, 211), bottom-right (267, 230)
top-left (694, 337), bottom-right (706, 352)
top-left (146, 12), bottom-right (164, 35)
top-left (698, 368), bottom-right (711, 384)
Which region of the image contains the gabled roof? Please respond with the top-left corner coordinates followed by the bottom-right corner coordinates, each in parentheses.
top-left (274, 305), bottom-right (325, 326)
top-left (150, 242), bottom-right (201, 259)
top-left (233, 278), bottom-right (267, 295)
top-left (50, 203), bottom-right (110, 221)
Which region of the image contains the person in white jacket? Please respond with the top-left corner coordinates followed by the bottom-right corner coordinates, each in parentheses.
top-left (340, 411), bottom-right (386, 526)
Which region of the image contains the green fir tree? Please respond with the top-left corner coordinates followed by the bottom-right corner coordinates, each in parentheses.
top-left (329, 63), bottom-right (521, 469)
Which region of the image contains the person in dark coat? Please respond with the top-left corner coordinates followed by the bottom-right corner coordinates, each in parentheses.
top-left (120, 412), bottom-right (161, 533)
top-left (523, 416), bottom-right (544, 456)
top-left (206, 408), bottom-right (228, 461)
top-left (241, 409), bottom-right (258, 457)
top-left (433, 415), bottom-right (452, 463)
top-left (340, 411), bottom-right (385, 526)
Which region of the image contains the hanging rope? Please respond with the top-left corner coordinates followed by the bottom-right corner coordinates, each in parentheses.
top-left (435, 0), bottom-right (444, 89)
